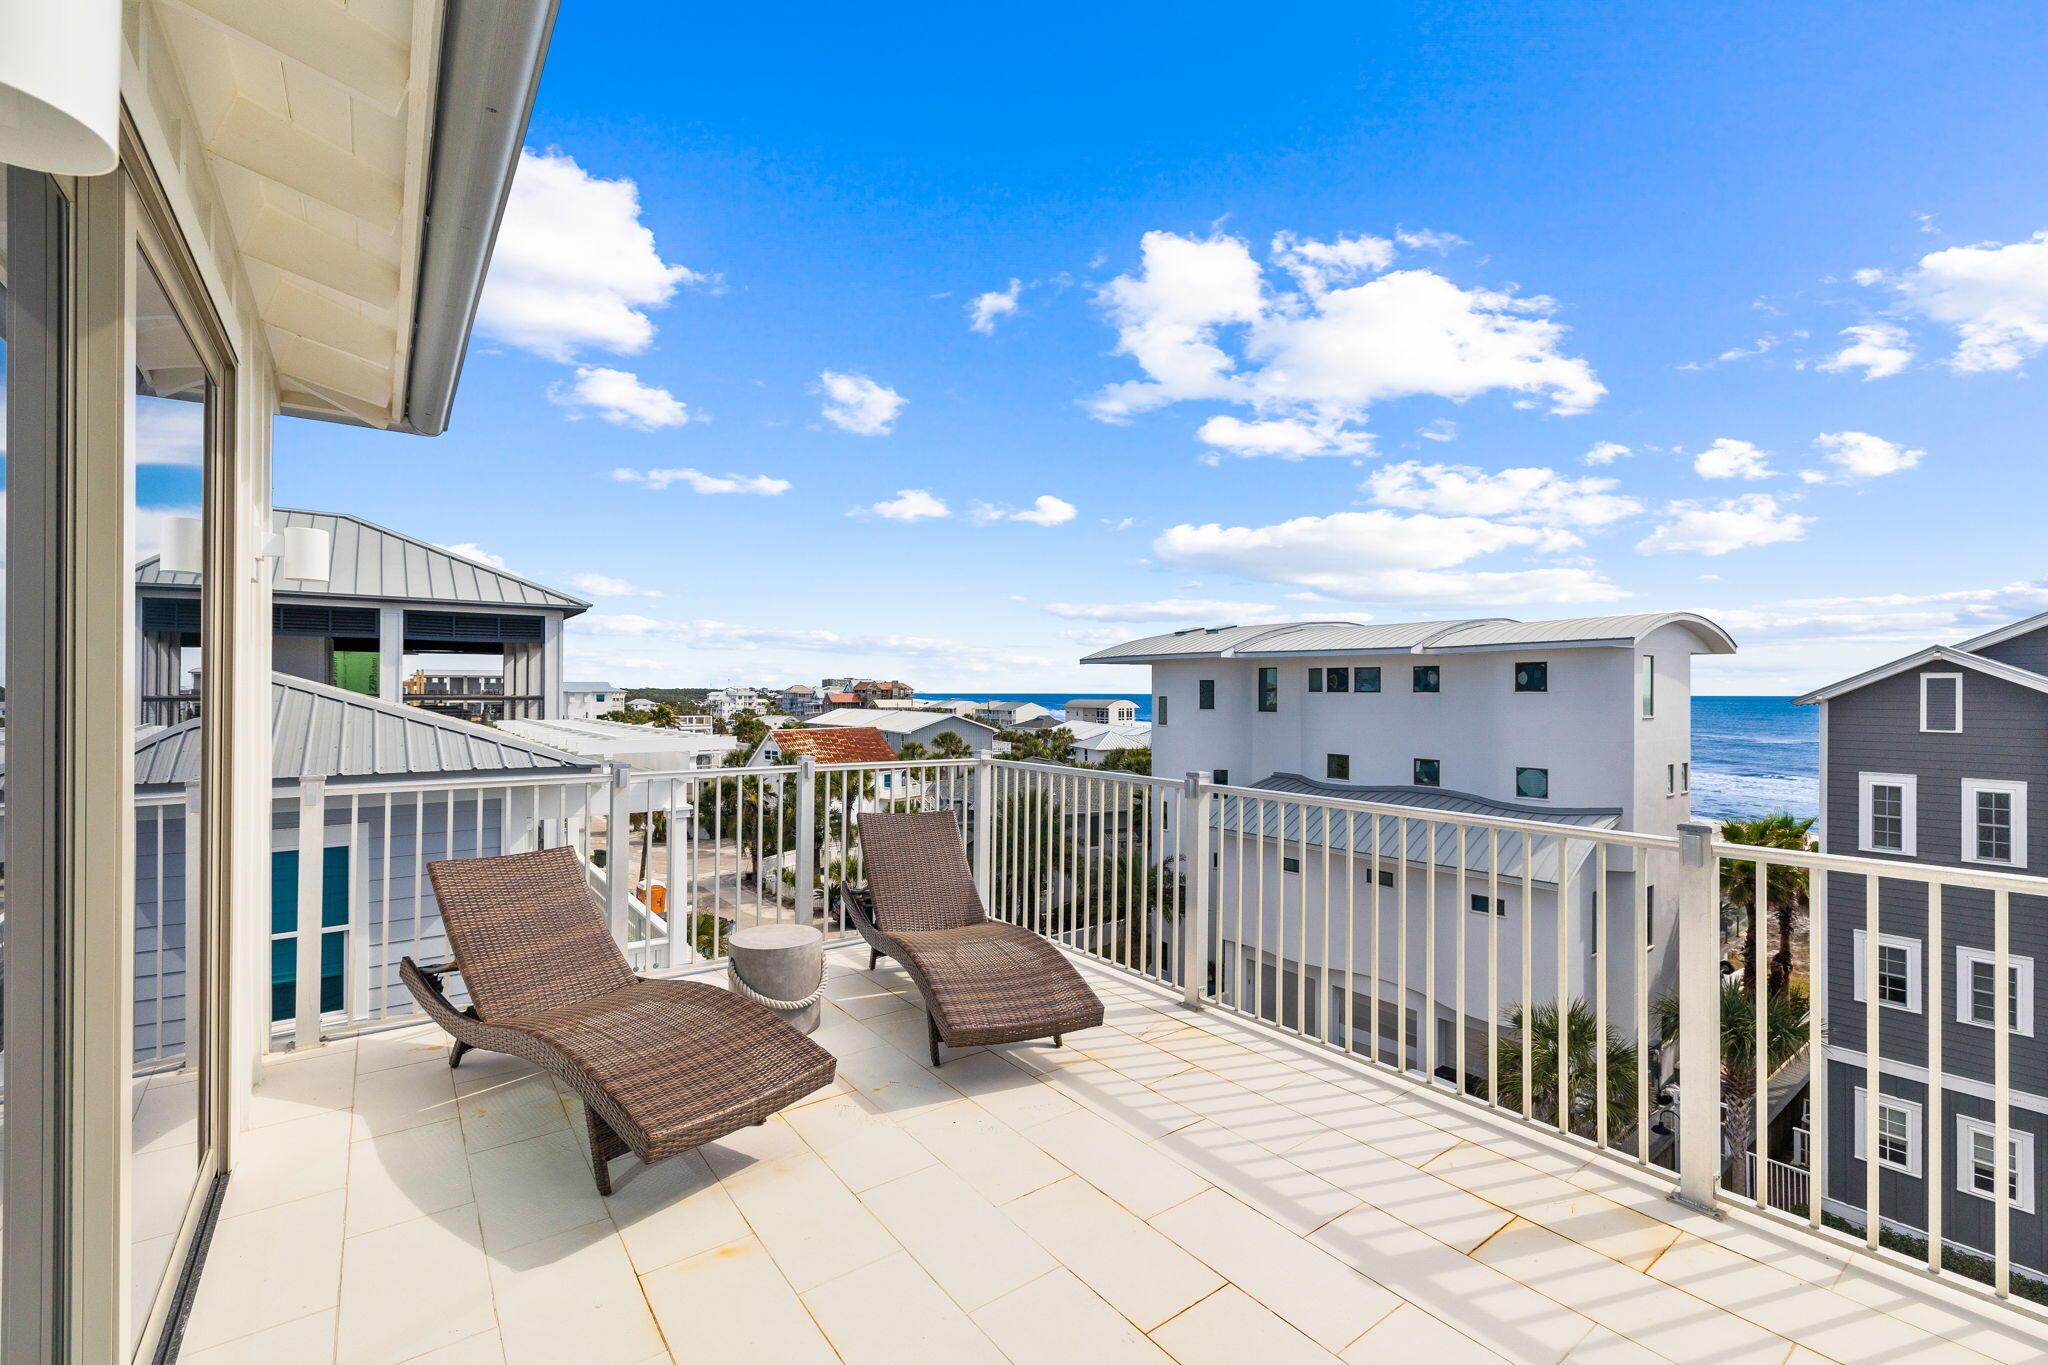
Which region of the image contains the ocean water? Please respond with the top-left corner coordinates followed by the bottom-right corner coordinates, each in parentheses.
top-left (961, 692), bottom-right (1818, 822)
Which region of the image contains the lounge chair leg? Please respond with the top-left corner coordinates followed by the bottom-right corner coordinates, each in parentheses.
top-left (1053, 1035), bottom-right (1063, 1048)
top-left (868, 948), bottom-right (880, 970)
top-left (927, 1012), bottom-right (942, 1068)
top-left (585, 1108), bottom-right (630, 1198)
top-left (448, 1040), bottom-right (470, 1070)
top-left (593, 1153), bottom-right (614, 1197)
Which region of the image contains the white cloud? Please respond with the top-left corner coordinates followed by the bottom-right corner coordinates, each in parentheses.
top-left (1269, 231), bottom-right (1396, 294)
top-left (1690, 438), bottom-right (1777, 480)
top-left (135, 399), bottom-right (205, 465)
top-left (1680, 334), bottom-right (1779, 370)
top-left (1583, 441), bottom-right (1631, 466)
top-left (549, 366), bottom-right (689, 430)
top-left (1802, 430), bottom-right (1924, 483)
top-left (437, 542), bottom-right (509, 570)
top-left (1395, 228), bottom-right (1468, 254)
top-left (970, 495), bottom-right (1077, 527)
top-left (816, 370), bottom-right (906, 435)
top-left (1869, 229), bottom-right (2048, 372)
top-left (569, 573), bottom-right (662, 598)
top-left (1195, 415), bottom-right (1359, 460)
top-left (853, 489), bottom-right (950, 521)
top-left (1634, 495), bottom-right (1811, 556)
top-left (1041, 597), bottom-right (1283, 621)
top-left (1365, 461), bottom-right (1643, 537)
top-left (1419, 418), bottom-right (1457, 442)
top-left (1816, 323), bottom-right (1913, 380)
top-left (1087, 230), bottom-right (1602, 455)
top-left (968, 279), bottom-right (1023, 334)
top-left (1153, 510), bottom-right (1626, 605)
top-left (477, 149), bottom-right (705, 362)
top-left (610, 467), bottom-right (790, 495)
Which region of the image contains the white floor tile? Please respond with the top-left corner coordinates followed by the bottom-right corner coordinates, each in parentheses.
top-left (467, 1128), bottom-right (609, 1255)
top-left (703, 1127), bottom-right (901, 1293)
top-left (801, 1251), bottom-right (1008, 1364)
top-left (346, 1117), bottom-right (475, 1237)
top-left (335, 1203), bottom-right (495, 1365)
top-left (783, 1090), bottom-right (939, 1191)
top-left (604, 1147), bottom-right (750, 1274)
top-left (179, 1310), bottom-right (337, 1364)
top-left (640, 1236), bottom-right (837, 1364)
top-left (1340, 1303), bottom-right (1509, 1363)
top-left (1149, 1286), bottom-right (1341, 1365)
top-left (973, 1268), bottom-right (1175, 1364)
top-left (897, 1098), bottom-right (1069, 1204)
top-left (1024, 1108), bottom-right (1208, 1218)
top-left (1005, 1177), bottom-right (1224, 1332)
top-left (183, 1190), bottom-right (347, 1353)
top-left (488, 1219), bottom-right (668, 1365)
top-left (860, 1164), bottom-right (1056, 1310)
top-left (222, 1108), bottom-right (355, 1219)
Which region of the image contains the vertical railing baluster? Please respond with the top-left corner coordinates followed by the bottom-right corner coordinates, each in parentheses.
top-left (1596, 842), bottom-right (1610, 1152)
top-left (1926, 881), bottom-right (1942, 1263)
top-left (1396, 814), bottom-right (1410, 1073)
top-left (1557, 835), bottom-right (1573, 1137)
top-left (1521, 826), bottom-right (1535, 1119)
top-left (1489, 827), bottom-right (1501, 1111)
top-left (1864, 871), bottom-right (1881, 1250)
top-left (1809, 867), bottom-right (1828, 1229)
top-left (1635, 844), bottom-right (1650, 1163)
top-left (1994, 885), bottom-right (2012, 1297)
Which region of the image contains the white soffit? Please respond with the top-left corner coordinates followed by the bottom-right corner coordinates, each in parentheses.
top-left (153, 0), bottom-right (442, 428)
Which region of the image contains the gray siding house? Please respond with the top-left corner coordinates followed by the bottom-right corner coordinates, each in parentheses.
top-left (1797, 613), bottom-right (2048, 1280)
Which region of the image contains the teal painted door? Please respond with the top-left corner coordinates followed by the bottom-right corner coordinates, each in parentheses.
top-left (271, 845), bottom-right (350, 1022)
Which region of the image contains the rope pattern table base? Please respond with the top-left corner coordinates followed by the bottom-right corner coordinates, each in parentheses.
top-left (726, 961), bottom-right (829, 1012)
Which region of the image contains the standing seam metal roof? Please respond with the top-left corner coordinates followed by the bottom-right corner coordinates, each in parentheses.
top-left (1083, 612), bottom-right (1735, 662)
top-left (135, 509), bottom-right (590, 613)
top-left (132, 674), bottom-right (597, 787)
top-left (1215, 774), bottom-right (1621, 884)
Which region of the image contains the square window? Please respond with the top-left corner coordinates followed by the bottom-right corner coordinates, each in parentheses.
top-left (1852, 931), bottom-right (1923, 1012)
top-left (1413, 758), bottom-right (1441, 787)
top-left (1958, 1118), bottom-right (2035, 1212)
top-left (1199, 678), bottom-right (1216, 710)
top-left (1957, 947), bottom-right (2033, 1035)
top-left (1282, 856), bottom-right (1301, 874)
top-left (1309, 667), bottom-right (1325, 693)
top-left (1327, 666), bottom-right (1350, 693)
top-left (1156, 695), bottom-right (1169, 726)
top-left (1376, 869), bottom-right (1395, 887)
top-left (1470, 893), bottom-right (1505, 916)
top-left (1257, 667), bottom-right (1278, 713)
top-left (1326, 753), bottom-right (1350, 780)
top-left (1516, 767), bottom-right (1550, 800)
top-left (1413, 665), bottom-right (1441, 693)
top-left (1355, 666), bottom-right (1382, 693)
top-left (1213, 767), bottom-right (1229, 786)
top-left (1963, 780), bottom-right (2026, 866)
top-left (1853, 1088), bottom-right (1923, 1176)
top-left (1514, 661), bottom-right (1548, 692)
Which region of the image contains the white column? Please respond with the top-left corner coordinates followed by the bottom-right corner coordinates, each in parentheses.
top-left (378, 604), bottom-right (403, 703)
top-left (1673, 820), bottom-right (1723, 1214)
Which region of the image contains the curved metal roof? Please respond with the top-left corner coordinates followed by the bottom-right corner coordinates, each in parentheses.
top-left (137, 508), bottom-right (589, 613)
top-left (1082, 611), bottom-right (1735, 662)
top-left (132, 674), bottom-right (596, 787)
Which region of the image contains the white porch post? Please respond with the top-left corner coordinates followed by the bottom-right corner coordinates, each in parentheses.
top-left (795, 756), bottom-right (818, 925)
top-left (1673, 820), bottom-right (1724, 1214)
top-left (377, 603), bottom-right (403, 703)
top-left (1182, 771), bottom-right (1212, 1008)
top-left (972, 758), bottom-right (996, 908)
top-left (294, 778), bottom-right (328, 1050)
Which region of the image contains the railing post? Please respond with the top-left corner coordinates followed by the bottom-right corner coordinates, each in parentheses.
top-left (794, 756), bottom-right (817, 925)
top-left (1673, 820), bottom-right (1723, 1215)
top-left (972, 758), bottom-right (996, 909)
top-left (1182, 771), bottom-right (1211, 1009)
top-left (606, 764), bottom-right (632, 953)
top-left (294, 777), bottom-right (327, 1051)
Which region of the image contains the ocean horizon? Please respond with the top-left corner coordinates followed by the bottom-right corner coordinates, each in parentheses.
top-left (955, 692), bottom-right (1818, 823)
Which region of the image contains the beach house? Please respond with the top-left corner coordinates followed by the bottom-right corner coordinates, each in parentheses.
top-left (1797, 610), bottom-right (2048, 1278)
top-left (805, 705), bottom-right (1002, 756)
top-left (563, 680), bottom-right (622, 720)
top-left (1066, 696), bottom-right (1140, 725)
top-left (1083, 614), bottom-right (1735, 1071)
top-left (978, 697), bottom-right (1058, 729)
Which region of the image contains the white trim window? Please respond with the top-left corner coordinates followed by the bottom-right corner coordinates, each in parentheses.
top-left (1955, 947), bottom-right (2034, 1036)
top-left (1851, 930), bottom-right (1923, 1013)
top-left (1961, 779), bottom-right (2026, 868)
top-left (1920, 672), bottom-right (1963, 733)
top-left (1858, 772), bottom-right (1917, 856)
top-left (1955, 1116), bottom-right (2035, 1214)
top-left (1640, 654), bottom-right (1656, 719)
top-left (1851, 1088), bottom-right (1924, 1177)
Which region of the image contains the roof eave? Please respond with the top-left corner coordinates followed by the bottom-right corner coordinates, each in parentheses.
top-left (1794, 645), bottom-right (2048, 705)
top-left (390, 0), bottom-right (560, 438)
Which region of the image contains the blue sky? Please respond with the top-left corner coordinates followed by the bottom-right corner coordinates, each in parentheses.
top-left (272, 1), bottom-right (2048, 695)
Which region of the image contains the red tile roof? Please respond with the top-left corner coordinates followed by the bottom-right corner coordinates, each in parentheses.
top-left (824, 692), bottom-right (860, 704)
top-left (769, 726), bottom-right (897, 764)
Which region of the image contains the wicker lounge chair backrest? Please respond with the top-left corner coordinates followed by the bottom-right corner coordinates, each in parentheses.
top-left (427, 845), bottom-right (638, 1020)
top-left (856, 810), bottom-right (987, 933)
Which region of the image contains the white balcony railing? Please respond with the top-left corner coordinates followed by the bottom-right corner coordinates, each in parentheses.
top-left (113, 754), bottom-right (2048, 1322)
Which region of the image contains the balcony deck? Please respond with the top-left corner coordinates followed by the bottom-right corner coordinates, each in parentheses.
top-left (180, 949), bottom-right (2040, 1365)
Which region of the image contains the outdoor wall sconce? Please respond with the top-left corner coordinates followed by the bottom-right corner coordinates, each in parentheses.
top-left (157, 515), bottom-right (333, 584)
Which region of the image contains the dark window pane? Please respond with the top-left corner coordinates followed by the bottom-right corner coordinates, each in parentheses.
top-left (1199, 678), bottom-right (1216, 709)
top-left (1326, 753), bottom-right (1350, 780)
top-left (1516, 767), bottom-right (1550, 800)
top-left (1258, 667), bottom-right (1279, 712)
top-left (1515, 661), bottom-right (1548, 692)
top-left (1414, 758), bottom-right (1441, 786)
top-left (1327, 666), bottom-right (1349, 693)
top-left (1309, 667), bottom-right (1324, 693)
top-left (1356, 667), bottom-right (1382, 693)
top-left (1413, 665), bottom-right (1440, 693)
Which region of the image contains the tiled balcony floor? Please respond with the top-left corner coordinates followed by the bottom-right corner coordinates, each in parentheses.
top-left (182, 948), bottom-right (2042, 1364)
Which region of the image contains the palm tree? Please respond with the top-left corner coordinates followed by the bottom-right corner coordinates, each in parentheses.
top-left (931, 730), bottom-right (973, 759)
top-left (896, 740), bottom-right (929, 761)
top-left (1652, 981), bottom-right (1809, 1196)
top-left (1718, 814), bottom-right (1817, 997)
top-left (1496, 999), bottom-right (1640, 1141)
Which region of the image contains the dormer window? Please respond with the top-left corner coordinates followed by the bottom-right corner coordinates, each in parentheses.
top-left (1921, 673), bottom-right (1963, 733)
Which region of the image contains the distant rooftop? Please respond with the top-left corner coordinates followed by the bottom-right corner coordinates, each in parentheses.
top-left (808, 708), bottom-right (997, 736)
top-left (137, 508), bottom-right (590, 613)
top-left (1083, 612), bottom-right (1736, 663)
top-left (564, 681), bottom-right (619, 693)
top-left (766, 726), bottom-right (898, 764)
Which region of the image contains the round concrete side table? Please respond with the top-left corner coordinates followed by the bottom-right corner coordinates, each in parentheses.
top-left (726, 922), bottom-right (826, 1034)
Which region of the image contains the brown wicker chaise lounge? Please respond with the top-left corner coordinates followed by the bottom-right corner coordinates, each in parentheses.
top-left (401, 845), bottom-right (837, 1194)
top-left (850, 810), bottom-right (1104, 1066)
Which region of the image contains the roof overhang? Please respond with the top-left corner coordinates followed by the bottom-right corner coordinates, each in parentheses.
top-left (1793, 645), bottom-right (2048, 706)
top-left (154, 0), bottom-right (556, 434)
